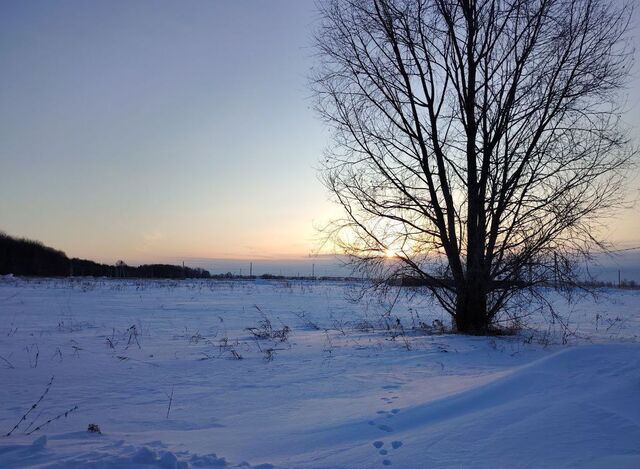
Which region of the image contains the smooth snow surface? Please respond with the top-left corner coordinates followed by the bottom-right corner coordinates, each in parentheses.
top-left (0, 278), bottom-right (638, 468)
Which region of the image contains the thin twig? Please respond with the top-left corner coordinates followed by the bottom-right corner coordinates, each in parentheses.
top-left (166, 386), bottom-right (174, 419)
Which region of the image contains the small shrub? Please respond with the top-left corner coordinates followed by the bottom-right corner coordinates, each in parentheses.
top-left (87, 423), bottom-right (101, 434)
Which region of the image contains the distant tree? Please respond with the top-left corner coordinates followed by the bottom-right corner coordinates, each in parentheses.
top-left (115, 260), bottom-right (126, 278)
top-left (312, 0), bottom-right (636, 333)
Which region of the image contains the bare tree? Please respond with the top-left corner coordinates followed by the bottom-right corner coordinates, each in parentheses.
top-left (312, 0), bottom-right (636, 333)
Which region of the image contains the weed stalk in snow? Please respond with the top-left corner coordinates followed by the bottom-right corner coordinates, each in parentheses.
top-left (166, 386), bottom-right (174, 419)
top-left (25, 405), bottom-right (79, 436)
top-left (5, 376), bottom-right (54, 437)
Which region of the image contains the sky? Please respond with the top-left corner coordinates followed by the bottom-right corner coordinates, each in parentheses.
top-left (0, 0), bottom-right (639, 266)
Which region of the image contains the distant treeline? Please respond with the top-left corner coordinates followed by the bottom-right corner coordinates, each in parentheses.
top-left (208, 272), bottom-right (358, 281)
top-left (0, 232), bottom-right (210, 278)
top-left (388, 275), bottom-right (639, 290)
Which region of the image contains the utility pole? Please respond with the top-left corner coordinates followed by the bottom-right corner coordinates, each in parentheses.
top-left (250, 262), bottom-right (253, 277)
top-left (618, 269), bottom-right (621, 288)
top-left (312, 263), bottom-right (315, 279)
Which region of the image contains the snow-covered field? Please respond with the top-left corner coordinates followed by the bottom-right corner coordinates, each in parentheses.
top-left (0, 278), bottom-right (639, 468)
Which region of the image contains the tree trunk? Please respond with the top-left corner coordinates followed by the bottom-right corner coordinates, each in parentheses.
top-left (455, 275), bottom-right (489, 334)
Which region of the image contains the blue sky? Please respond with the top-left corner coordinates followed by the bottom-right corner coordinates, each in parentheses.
top-left (0, 0), bottom-right (638, 264)
top-left (0, 0), bottom-right (335, 262)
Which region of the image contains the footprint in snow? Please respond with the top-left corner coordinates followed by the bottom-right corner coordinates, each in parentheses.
top-left (391, 441), bottom-right (403, 449)
top-left (381, 394), bottom-right (400, 405)
top-left (377, 424), bottom-right (393, 432)
top-left (373, 441), bottom-right (384, 449)
top-left (382, 459), bottom-right (392, 466)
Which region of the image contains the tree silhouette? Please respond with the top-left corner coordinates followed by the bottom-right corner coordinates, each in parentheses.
top-left (312, 0), bottom-right (636, 333)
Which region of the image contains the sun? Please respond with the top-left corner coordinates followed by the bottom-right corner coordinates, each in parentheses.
top-left (384, 248), bottom-right (398, 258)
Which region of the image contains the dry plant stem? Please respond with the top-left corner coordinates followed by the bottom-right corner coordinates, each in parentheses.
top-left (166, 386), bottom-right (174, 419)
top-left (0, 355), bottom-right (15, 369)
top-left (25, 406), bottom-right (79, 436)
top-left (22, 410), bottom-right (45, 434)
top-left (6, 376), bottom-right (54, 437)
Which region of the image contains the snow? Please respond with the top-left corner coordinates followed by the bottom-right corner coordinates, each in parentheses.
top-left (0, 278), bottom-right (639, 468)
